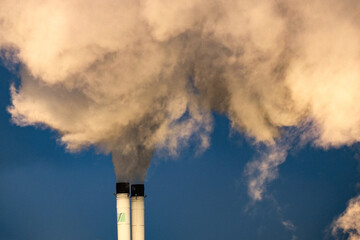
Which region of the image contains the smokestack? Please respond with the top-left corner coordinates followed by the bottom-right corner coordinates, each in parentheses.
top-left (116, 182), bottom-right (131, 240)
top-left (131, 184), bottom-right (145, 240)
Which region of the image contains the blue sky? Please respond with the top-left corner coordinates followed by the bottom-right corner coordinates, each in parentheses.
top-left (0, 63), bottom-right (359, 240)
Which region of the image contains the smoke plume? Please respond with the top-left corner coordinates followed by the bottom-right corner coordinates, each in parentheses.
top-left (1, 0), bottom-right (360, 188)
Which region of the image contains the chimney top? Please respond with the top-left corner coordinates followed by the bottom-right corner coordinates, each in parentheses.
top-left (131, 184), bottom-right (144, 197)
top-left (116, 182), bottom-right (130, 194)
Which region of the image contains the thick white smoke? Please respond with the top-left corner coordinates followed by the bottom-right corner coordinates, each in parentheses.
top-left (1, 0), bottom-right (360, 189)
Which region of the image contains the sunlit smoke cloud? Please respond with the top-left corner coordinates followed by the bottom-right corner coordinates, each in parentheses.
top-left (332, 195), bottom-right (360, 240)
top-left (1, 0), bottom-right (360, 186)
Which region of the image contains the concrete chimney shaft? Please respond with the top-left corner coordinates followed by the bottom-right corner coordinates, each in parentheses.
top-left (131, 184), bottom-right (145, 240)
top-left (116, 183), bottom-right (131, 240)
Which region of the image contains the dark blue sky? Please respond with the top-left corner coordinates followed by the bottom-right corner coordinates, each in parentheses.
top-left (0, 64), bottom-right (359, 240)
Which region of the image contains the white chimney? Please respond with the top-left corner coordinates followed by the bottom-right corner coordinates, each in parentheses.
top-left (131, 184), bottom-right (145, 240)
top-left (116, 182), bottom-right (131, 240)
